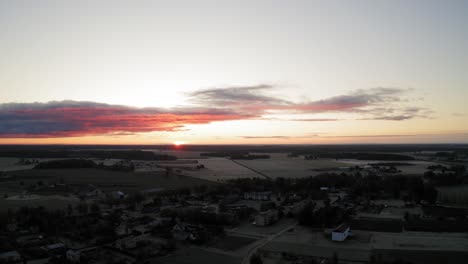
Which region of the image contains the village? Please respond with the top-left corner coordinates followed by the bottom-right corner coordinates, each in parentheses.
top-left (1, 154), bottom-right (468, 264)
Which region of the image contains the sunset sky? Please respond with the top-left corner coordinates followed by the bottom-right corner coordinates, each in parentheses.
top-left (1, 0), bottom-right (467, 144)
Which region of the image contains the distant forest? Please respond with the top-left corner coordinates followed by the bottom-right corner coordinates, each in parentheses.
top-left (0, 149), bottom-right (176, 160)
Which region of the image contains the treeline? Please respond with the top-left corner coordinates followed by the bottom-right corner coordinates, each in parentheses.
top-left (34, 159), bottom-right (96, 169)
top-left (228, 172), bottom-right (438, 204)
top-left (298, 201), bottom-right (350, 228)
top-left (34, 159), bottom-right (135, 172)
top-left (200, 152), bottom-right (270, 160)
top-left (228, 174), bottom-right (354, 195)
top-left (0, 150), bottom-right (176, 160)
top-left (231, 154), bottom-right (270, 160)
top-left (424, 165), bottom-right (467, 186)
top-left (291, 152), bottom-right (415, 161)
top-left (200, 151), bottom-right (247, 157)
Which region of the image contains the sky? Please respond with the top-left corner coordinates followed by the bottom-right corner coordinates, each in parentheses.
top-left (0, 0), bottom-right (467, 145)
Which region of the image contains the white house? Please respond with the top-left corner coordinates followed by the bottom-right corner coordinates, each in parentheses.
top-left (331, 223), bottom-right (350, 242)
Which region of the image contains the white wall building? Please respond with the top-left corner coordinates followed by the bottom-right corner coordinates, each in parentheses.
top-left (331, 223), bottom-right (350, 242)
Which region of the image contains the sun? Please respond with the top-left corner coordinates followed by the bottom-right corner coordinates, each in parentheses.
top-left (173, 141), bottom-right (185, 146)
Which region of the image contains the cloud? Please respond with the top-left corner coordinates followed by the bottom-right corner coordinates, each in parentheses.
top-left (287, 118), bottom-right (340, 122)
top-left (0, 86), bottom-right (432, 138)
top-left (188, 84), bottom-right (290, 115)
top-left (240, 134), bottom-right (320, 139)
top-left (0, 101), bottom-right (249, 138)
top-left (322, 132), bottom-right (468, 138)
top-left (240, 136), bottom-right (292, 139)
top-left (359, 106), bottom-right (433, 121)
top-left (189, 86), bottom-right (426, 117)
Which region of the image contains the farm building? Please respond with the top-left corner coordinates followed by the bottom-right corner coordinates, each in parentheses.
top-left (331, 223), bottom-right (350, 242)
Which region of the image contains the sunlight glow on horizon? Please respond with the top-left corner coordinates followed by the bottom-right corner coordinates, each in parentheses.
top-left (0, 0), bottom-right (467, 144)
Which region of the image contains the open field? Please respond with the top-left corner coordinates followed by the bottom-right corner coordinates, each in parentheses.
top-left (1, 168), bottom-right (216, 193)
top-left (156, 247), bottom-right (241, 264)
top-left (0, 194), bottom-right (80, 213)
top-left (233, 153), bottom-right (347, 179)
top-left (181, 158), bottom-right (259, 181)
top-left (0, 157), bottom-right (35, 171)
top-left (210, 235), bottom-right (257, 251)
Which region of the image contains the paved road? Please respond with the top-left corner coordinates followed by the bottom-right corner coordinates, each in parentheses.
top-left (240, 222), bottom-right (298, 264)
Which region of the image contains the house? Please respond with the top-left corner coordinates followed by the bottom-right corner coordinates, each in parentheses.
top-left (255, 209), bottom-right (279, 226)
top-left (331, 223), bottom-right (350, 242)
top-left (66, 250), bottom-right (80, 263)
top-left (0, 251), bottom-right (21, 263)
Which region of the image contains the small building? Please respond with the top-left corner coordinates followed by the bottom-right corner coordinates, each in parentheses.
top-left (255, 209), bottom-right (279, 226)
top-left (331, 223), bottom-right (350, 242)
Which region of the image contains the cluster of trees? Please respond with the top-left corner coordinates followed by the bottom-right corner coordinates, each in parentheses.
top-left (33, 159), bottom-right (136, 172)
top-left (228, 173), bottom-right (355, 194)
top-left (228, 172), bottom-right (438, 204)
top-left (0, 149), bottom-right (177, 160)
top-left (424, 165), bottom-right (467, 186)
top-left (0, 205), bottom-right (120, 246)
top-left (290, 152), bottom-right (415, 161)
top-left (200, 151), bottom-right (270, 160)
top-left (34, 159), bottom-right (96, 169)
top-left (298, 201), bottom-right (349, 227)
top-left (350, 174), bottom-right (438, 203)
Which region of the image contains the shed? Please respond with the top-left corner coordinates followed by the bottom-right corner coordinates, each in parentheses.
top-left (331, 223), bottom-right (350, 242)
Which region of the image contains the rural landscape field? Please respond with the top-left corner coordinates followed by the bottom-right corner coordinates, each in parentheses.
top-left (1, 0), bottom-right (468, 263)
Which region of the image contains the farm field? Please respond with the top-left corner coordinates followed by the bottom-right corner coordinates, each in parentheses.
top-left (182, 158), bottom-right (259, 181)
top-left (233, 153), bottom-right (347, 179)
top-left (1, 168), bottom-right (216, 193)
top-left (0, 157), bottom-right (35, 171)
top-left (0, 194), bottom-right (80, 213)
